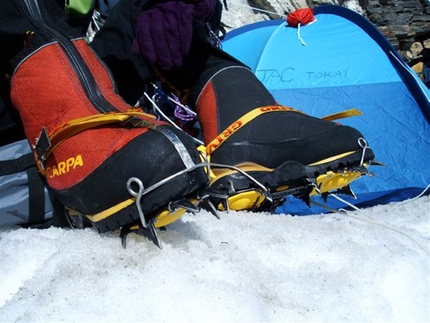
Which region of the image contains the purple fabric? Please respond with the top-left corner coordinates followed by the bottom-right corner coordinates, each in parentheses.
top-left (190, 0), bottom-right (216, 23)
top-left (132, 0), bottom-right (216, 71)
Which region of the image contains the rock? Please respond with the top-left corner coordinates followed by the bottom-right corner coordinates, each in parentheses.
top-left (353, 0), bottom-right (430, 62)
top-left (246, 0), bottom-right (279, 19)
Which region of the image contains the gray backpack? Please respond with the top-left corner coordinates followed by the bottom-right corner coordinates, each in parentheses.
top-left (0, 139), bottom-right (54, 227)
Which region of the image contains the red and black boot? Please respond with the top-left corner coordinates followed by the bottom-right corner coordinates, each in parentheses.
top-left (5, 0), bottom-right (210, 247)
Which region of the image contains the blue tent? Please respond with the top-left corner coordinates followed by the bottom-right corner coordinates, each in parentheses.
top-left (222, 5), bottom-right (430, 214)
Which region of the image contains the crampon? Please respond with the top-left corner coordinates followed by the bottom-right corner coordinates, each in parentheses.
top-left (64, 152), bottom-right (228, 249)
top-left (203, 107), bottom-right (380, 214)
top-left (207, 146), bottom-right (377, 214)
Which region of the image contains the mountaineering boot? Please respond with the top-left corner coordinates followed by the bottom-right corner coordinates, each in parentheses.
top-left (194, 66), bottom-right (375, 212)
top-left (149, 33), bottom-right (376, 213)
top-left (5, 0), bottom-right (210, 247)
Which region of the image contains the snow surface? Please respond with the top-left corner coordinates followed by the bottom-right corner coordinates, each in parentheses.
top-left (0, 195), bottom-right (429, 322)
top-left (1, 1), bottom-right (429, 322)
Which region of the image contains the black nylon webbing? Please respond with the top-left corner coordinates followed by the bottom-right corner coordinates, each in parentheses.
top-left (0, 153), bottom-right (35, 175)
top-left (27, 166), bottom-right (46, 224)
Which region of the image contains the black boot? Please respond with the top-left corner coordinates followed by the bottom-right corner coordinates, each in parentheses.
top-left (195, 66), bottom-right (375, 212)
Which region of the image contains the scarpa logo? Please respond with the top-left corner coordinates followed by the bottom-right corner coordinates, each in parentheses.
top-left (206, 121), bottom-right (243, 155)
top-left (45, 154), bottom-right (84, 178)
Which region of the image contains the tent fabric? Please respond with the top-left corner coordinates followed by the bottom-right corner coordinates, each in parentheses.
top-left (221, 5), bottom-right (430, 214)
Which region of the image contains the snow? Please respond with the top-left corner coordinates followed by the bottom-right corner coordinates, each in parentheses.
top-left (1, 195), bottom-right (429, 322)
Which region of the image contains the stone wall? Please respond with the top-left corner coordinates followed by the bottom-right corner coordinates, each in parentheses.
top-left (362, 0), bottom-right (430, 61)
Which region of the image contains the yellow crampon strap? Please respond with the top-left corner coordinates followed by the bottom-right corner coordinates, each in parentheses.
top-left (36, 109), bottom-right (157, 171)
top-left (206, 106), bottom-right (298, 156)
top-left (321, 108), bottom-right (363, 121)
top-left (205, 106), bottom-right (363, 156)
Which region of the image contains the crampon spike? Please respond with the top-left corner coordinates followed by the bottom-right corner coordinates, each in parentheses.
top-left (197, 187), bottom-right (229, 218)
top-left (220, 199), bottom-right (230, 212)
top-left (321, 192), bottom-right (329, 203)
top-left (168, 199), bottom-right (199, 213)
top-left (120, 218), bottom-right (162, 249)
top-left (300, 192), bottom-right (312, 206)
top-left (335, 185), bottom-right (357, 199)
top-left (199, 198), bottom-right (222, 219)
top-left (369, 160), bottom-right (385, 167)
